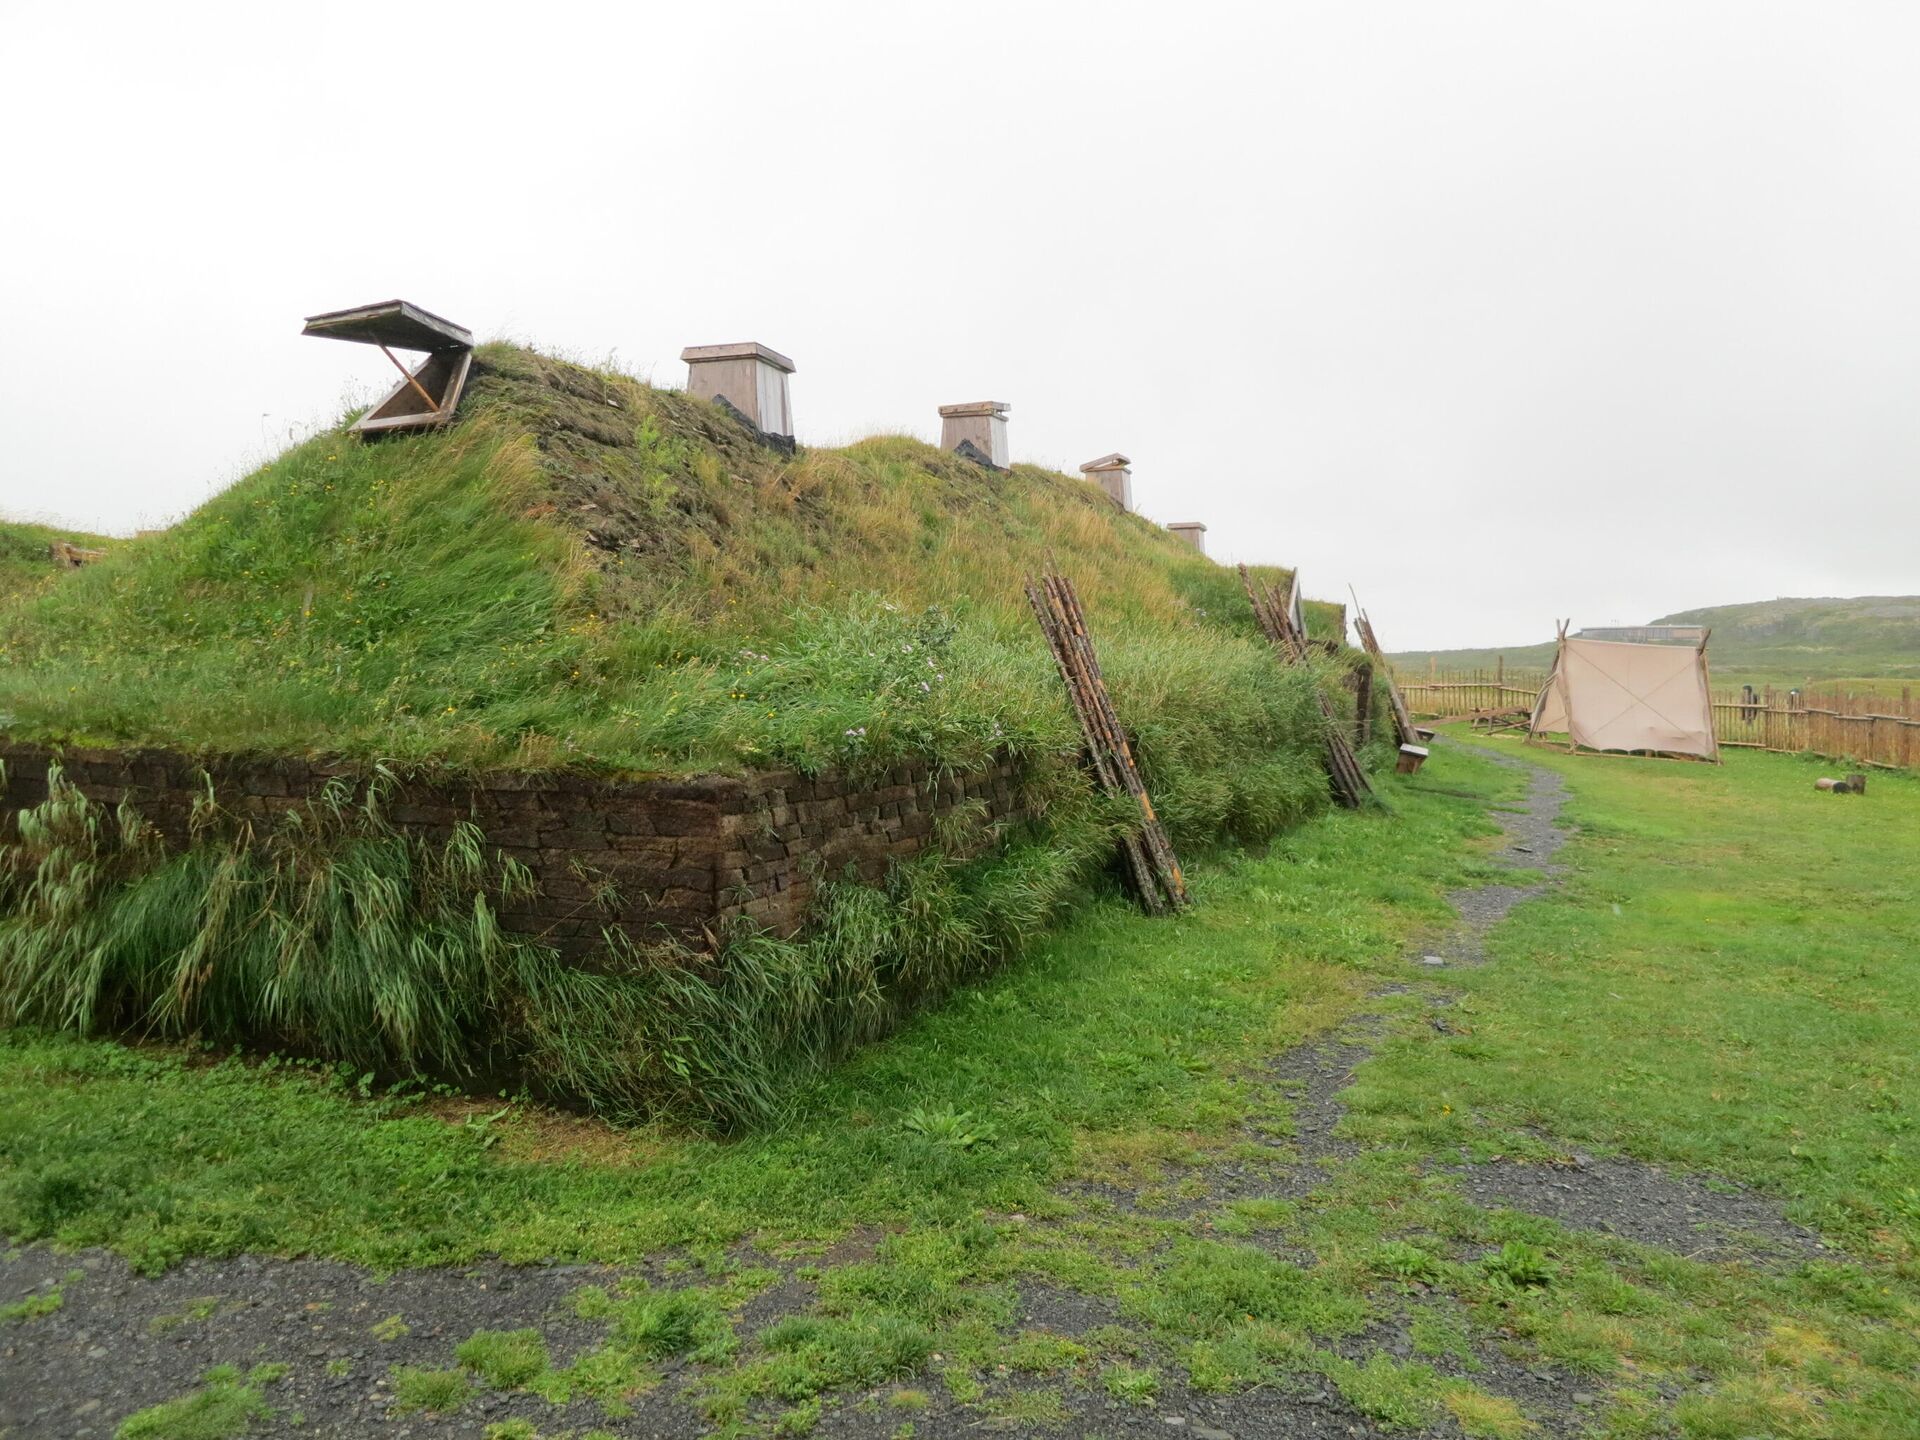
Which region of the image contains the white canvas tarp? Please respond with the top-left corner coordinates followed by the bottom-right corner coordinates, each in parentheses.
top-left (1530, 637), bottom-right (1719, 761)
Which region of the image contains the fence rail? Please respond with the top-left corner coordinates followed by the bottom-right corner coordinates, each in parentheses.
top-left (1395, 668), bottom-right (1546, 721)
top-left (1394, 666), bottom-right (1920, 771)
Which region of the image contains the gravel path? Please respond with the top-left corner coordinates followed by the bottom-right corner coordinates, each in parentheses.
top-left (0, 742), bottom-right (1823, 1438)
top-left (1429, 746), bottom-right (1825, 1266)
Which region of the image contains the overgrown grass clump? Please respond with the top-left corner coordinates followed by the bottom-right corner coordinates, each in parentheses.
top-left (114, 1362), bottom-right (287, 1439)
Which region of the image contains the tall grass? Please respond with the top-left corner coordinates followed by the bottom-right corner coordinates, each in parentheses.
top-left (525, 816), bottom-right (1115, 1131)
top-left (0, 765), bottom-right (550, 1074)
top-left (0, 763), bottom-right (1130, 1131)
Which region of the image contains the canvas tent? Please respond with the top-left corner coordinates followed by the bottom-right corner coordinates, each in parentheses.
top-left (1529, 629), bottom-right (1720, 762)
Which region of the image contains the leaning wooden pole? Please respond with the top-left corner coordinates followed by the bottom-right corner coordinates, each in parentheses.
top-left (1531, 619), bottom-right (1574, 752)
top-left (1696, 627), bottom-right (1724, 764)
top-left (1043, 576), bottom-right (1168, 907)
top-left (1049, 576), bottom-right (1190, 903)
top-left (1026, 579), bottom-right (1163, 909)
top-left (1348, 592), bottom-right (1419, 748)
top-left (1240, 567), bottom-right (1374, 809)
top-left (1026, 573), bottom-right (1188, 913)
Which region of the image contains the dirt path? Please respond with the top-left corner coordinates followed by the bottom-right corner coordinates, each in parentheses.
top-left (1429, 749), bottom-right (1825, 1269)
top-left (0, 745), bottom-right (1824, 1439)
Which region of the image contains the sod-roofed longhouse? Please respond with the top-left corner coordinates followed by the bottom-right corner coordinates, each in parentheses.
top-left (0, 333), bottom-right (1393, 1128)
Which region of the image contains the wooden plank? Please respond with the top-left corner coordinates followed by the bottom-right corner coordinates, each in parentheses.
top-left (302, 299), bottom-right (473, 352)
top-left (379, 343), bottom-right (444, 413)
top-left (353, 347), bottom-right (473, 435)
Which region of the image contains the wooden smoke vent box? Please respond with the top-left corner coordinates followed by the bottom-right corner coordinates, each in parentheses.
top-left (301, 300), bottom-right (474, 436)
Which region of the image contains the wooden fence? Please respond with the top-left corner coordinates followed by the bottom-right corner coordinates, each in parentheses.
top-left (1710, 684), bottom-right (1920, 770)
top-left (1395, 667), bottom-right (1546, 721)
top-left (1394, 666), bottom-right (1920, 771)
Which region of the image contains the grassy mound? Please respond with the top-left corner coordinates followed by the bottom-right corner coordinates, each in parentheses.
top-left (0, 345), bottom-right (1348, 781)
top-left (0, 346), bottom-right (1385, 1128)
top-left (0, 521), bottom-right (113, 606)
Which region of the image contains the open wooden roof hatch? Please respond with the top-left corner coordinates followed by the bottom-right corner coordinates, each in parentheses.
top-left (302, 299), bottom-right (473, 435)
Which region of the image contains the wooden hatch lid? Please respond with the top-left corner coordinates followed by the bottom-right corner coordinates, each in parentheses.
top-left (301, 299), bottom-right (472, 352)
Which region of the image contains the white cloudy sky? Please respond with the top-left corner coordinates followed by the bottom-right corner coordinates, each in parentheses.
top-left (3, 1), bottom-right (1914, 650)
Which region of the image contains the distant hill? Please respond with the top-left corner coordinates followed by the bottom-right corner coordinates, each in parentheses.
top-left (1390, 595), bottom-right (1920, 687)
top-left (1385, 639), bottom-right (1558, 677)
top-left (1652, 597), bottom-right (1920, 679)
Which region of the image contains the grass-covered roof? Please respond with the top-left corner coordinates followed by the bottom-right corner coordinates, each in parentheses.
top-left (0, 346), bottom-right (1343, 779)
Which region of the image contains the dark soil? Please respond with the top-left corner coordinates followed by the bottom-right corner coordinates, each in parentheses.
top-left (0, 743), bottom-right (1827, 1438)
top-left (0, 1237), bottom-right (1421, 1439)
top-left (1449, 1154), bottom-right (1829, 1264)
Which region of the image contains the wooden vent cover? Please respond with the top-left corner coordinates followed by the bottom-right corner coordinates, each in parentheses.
top-left (301, 300), bottom-right (474, 435)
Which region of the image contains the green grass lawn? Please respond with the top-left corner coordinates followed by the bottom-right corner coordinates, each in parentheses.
top-left (1367, 738), bottom-right (1920, 1262)
top-left (4, 742), bottom-right (1918, 1437)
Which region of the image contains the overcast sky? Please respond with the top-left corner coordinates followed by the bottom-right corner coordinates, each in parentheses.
top-left (4, 2), bottom-right (1914, 651)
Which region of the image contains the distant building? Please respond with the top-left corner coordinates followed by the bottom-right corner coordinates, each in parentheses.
top-left (1575, 625), bottom-right (1708, 645)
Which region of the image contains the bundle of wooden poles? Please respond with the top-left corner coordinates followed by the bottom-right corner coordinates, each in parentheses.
top-left (1239, 566), bottom-right (1374, 809)
top-left (1025, 572), bottom-right (1188, 915)
top-left (1352, 606), bottom-right (1421, 749)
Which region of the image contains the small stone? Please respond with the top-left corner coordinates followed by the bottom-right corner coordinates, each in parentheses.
top-left (1421, 955), bottom-right (1447, 966)
top-left (86, 1345), bottom-right (107, 1359)
top-left (1193, 1427), bottom-right (1236, 1440)
top-left (1573, 1391), bottom-right (1597, 1406)
top-left (1163, 1419), bottom-right (1188, 1429)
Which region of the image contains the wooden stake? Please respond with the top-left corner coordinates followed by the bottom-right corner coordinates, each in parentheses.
top-left (378, 344), bottom-right (445, 414)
